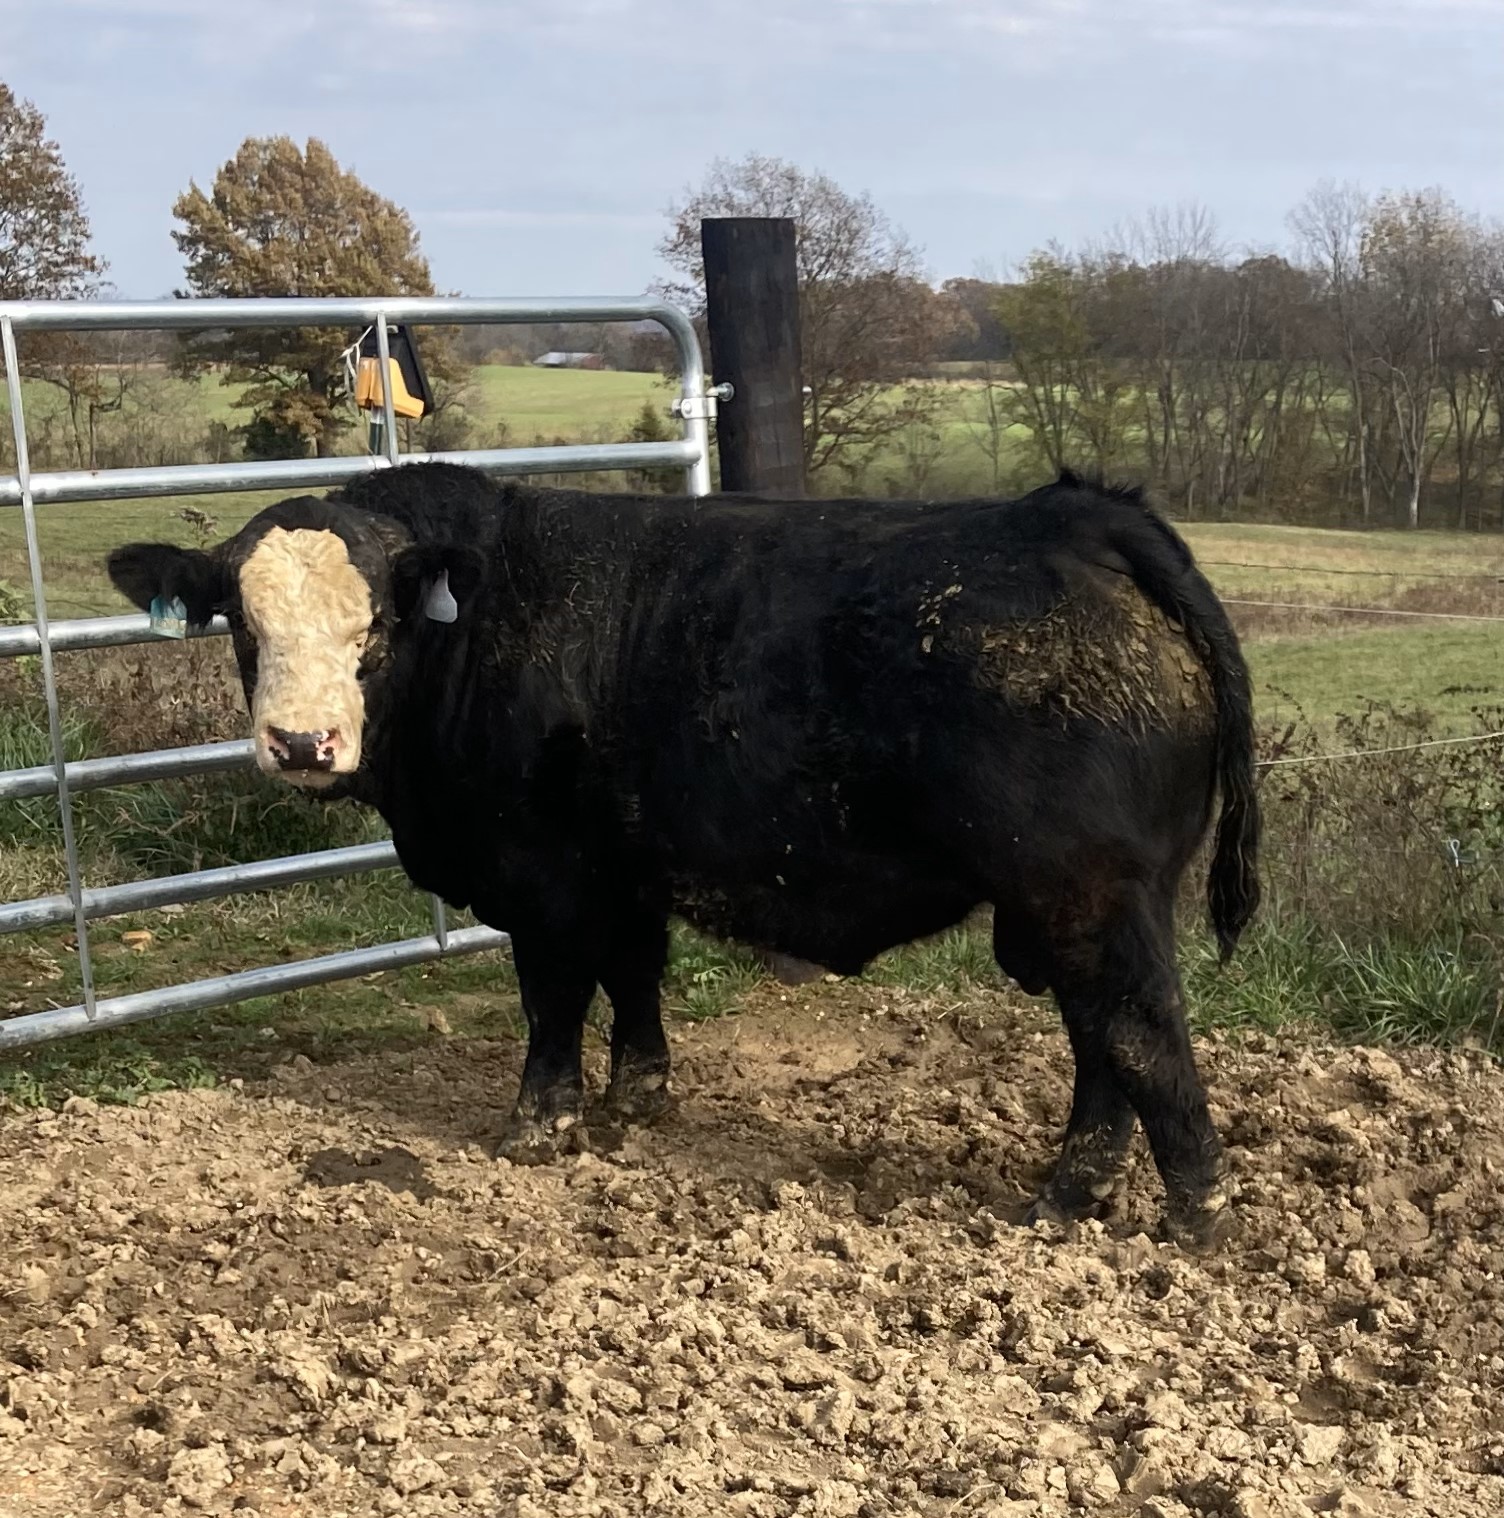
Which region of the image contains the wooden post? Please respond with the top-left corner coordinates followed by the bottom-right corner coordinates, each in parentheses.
top-left (700, 217), bottom-right (805, 498)
top-left (700, 216), bottom-right (820, 987)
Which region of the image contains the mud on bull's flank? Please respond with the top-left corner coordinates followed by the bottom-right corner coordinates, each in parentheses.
top-left (947, 579), bottom-right (1213, 732)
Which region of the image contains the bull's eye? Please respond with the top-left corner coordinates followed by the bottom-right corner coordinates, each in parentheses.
top-left (355, 625), bottom-right (382, 681)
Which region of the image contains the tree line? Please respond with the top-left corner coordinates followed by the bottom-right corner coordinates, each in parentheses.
top-left (3, 80), bottom-right (1504, 526)
top-left (978, 192), bottom-right (1504, 530)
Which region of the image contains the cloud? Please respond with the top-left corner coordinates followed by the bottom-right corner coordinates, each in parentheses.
top-left (417, 208), bottom-right (661, 231)
top-left (7, 0), bottom-right (1503, 301)
top-left (11, 0), bottom-right (1501, 87)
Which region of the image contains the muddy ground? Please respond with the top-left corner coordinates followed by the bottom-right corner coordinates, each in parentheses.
top-left (3, 983), bottom-right (1504, 1517)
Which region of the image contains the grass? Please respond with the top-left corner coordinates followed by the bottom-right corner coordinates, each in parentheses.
top-left (865, 916), bottom-right (1002, 993)
top-left (1179, 519), bottom-right (1504, 591)
top-left (1246, 625), bottom-right (1504, 735)
top-left (0, 363), bottom-right (674, 616)
top-left (0, 488), bottom-right (296, 620)
top-left (0, 369), bottom-right (245, 434)
top-left (1181, 920), bottom-right (1504, 1050)
top-left (0, 363), bottom-right (667, 444)
top-left (1176, 521), bottom-right (1504, 736)
top-left (663, 926), bottom-right (766, 1021)
top-left (0, 897), bottom-right (778, 1106)
top-left (0, 942), bottom-right (517, 1108)
top-left (467, 365), bottom-right (669, 439)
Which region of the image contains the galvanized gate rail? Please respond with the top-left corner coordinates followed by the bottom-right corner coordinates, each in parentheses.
top-left (0, 295), bottom-right (713, 1050)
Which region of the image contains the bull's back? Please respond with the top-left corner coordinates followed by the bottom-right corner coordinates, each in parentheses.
top-left (609, 495), bottom-right (1214, 873)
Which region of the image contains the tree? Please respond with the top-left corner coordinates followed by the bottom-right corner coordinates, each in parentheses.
top-left (964, 360), bottom-right (1014, 492)
top-left (1360, 189), bottom-right (1468, 528)
top-left (658, 154), bottom-right (951, 482)
top-left (1435, 226), bottom-right (1500, 528)
top-left (172, 137), bottom-right (461, 457)
top-left (993, 251), bottom-right (1088, 473)
top-left (994, 248), bottom-right (1137, 478)
top-left (1210, 255), bottom-right (1321, 515)
top-left (1, 82), bottom-right (112, 468)
top-left (1290, 182), bottom-right (1379, 522)
top-left (0, 82), bottom-right (104, 303)
top-left (622, 398), bottom-right (680, 493)
top-left (938, 277), bottom-right (1009, 362)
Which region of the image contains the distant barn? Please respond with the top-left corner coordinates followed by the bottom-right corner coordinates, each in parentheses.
top-left (533, 351), bottom-right (604, 370)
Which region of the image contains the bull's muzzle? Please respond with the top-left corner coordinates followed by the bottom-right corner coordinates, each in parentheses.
top-left (265, 726), bottom-right (344, 773)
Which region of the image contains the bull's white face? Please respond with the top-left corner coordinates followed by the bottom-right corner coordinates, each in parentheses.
top-left (106, 493), bottom-right (471, 796)
top-left (236, 527), bottom-right (375, 787)
top-left (108, 491), bottom-right (481, 792)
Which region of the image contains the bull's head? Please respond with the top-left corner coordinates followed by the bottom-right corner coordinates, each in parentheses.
top-left (107, 493), bottom-right (479, 789)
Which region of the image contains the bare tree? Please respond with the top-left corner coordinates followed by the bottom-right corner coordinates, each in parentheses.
top-left (47, 329), bottom-right (142, 469)
top-left (1290, 182), bottom-right (1379, 521)
top-left (978, 177), bottom-right (1504, 530)
top-left (964, 359), bottom-right (1014, 492)
top-left (659, 154), bottom-right (952, 483)
top-left (1436, 226), bottom-right (1500, 528)
top-left (1473, 230), bottom-right (1504, 529)
top-left (1360, 189), bottom-right (1467, 527)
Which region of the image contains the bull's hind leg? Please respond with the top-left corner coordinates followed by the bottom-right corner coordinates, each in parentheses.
top-left (599, 913), bottom-right (673, 1124)
top-left (994, 910), bottom-right (1136, 1222)
top-left (1046, 885), bottom-right (1228, 1249)
top-left (501, 936), bottom-right (596, 1161)
top-left (1027, 1033), bottom-right (1137, 1227)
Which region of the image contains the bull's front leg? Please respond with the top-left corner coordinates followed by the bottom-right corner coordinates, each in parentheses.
top-left (500, 933), bottom-right (597, 1162)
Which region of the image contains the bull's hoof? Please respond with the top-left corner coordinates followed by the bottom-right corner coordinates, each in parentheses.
top-left (495, 1109), bottom-right (590, 1166)
top-left (602, 1067), bottom-right (674, 1126)
top-left (1161, 1195), bottom-right (1234, 1253)
top-left (1024, 1176), bottom-right (1119, 1230)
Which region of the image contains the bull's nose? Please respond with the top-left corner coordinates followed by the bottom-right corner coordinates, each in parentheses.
top-left (265, 726), bottom-right (342, 772)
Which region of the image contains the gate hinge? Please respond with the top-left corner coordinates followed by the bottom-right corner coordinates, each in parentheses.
top-left (671, 382), bottom-right (734, 422)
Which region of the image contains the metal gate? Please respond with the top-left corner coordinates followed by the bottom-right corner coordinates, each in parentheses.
top-left (0, 295), bottom-right (713, 1049)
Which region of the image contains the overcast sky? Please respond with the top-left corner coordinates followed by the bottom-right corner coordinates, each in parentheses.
top-left (5, 0), bottom-right (1504, 300)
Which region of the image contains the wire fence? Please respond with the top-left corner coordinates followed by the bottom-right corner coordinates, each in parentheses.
top-left (1211, 568), bottom-right (1504, 771)
top-left (1202, 558), bottom-right (1504, 582)
top-left (1224, 598), bottom-right (1504, 624)
top-left (1257, 730), bottom-right (1504, 770)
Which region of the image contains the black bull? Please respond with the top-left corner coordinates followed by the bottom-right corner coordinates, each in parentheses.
top-left (108, 463), bottom-right (1260, 1247)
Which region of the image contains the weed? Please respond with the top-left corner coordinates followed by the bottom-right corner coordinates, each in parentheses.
top-left (665, 926), bottom-right (765, 1021)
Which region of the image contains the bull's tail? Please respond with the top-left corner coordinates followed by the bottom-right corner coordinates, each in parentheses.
top-left (1072, 476), bottom-right (1261, 958)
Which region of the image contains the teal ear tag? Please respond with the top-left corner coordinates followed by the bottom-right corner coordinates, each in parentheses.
top-left (148, 595), bottom-right (188, 640)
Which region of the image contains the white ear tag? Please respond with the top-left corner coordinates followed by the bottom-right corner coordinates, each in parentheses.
top-left (423, 570), bottom-right (458, 624)
top-left (148, 594), bottom-right (188, 639)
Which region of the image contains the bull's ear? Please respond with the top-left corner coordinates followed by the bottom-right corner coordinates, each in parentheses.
top-left (106, 543), bottom-right (225, 628)
top-left (390, 544), bottom-right (486, 624)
